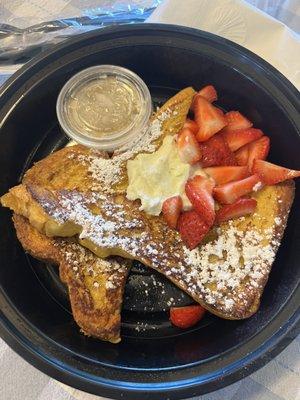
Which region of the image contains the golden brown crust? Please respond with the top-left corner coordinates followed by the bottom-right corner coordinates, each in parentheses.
top-left (152, 86), bottom-right (196, 148)
top-left (246, 180), bottom-right (295, 315)
top-left (12, 214), bottom-right (130, 343)
top-left (23, 145), bottom-right (108, 192)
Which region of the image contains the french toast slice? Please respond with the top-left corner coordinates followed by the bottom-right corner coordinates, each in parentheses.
top-left (2, 178), bottom-right (294, 319)
top-left (12, 214), bottom-right (130, 343)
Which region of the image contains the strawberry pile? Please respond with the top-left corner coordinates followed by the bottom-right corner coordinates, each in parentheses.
top-left (162, 85), bottom-right (300, 250)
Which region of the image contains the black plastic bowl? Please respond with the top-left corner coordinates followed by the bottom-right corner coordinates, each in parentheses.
top-left (0, 24), bottom-right (299, 400)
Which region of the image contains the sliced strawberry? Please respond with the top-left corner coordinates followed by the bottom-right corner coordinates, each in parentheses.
top-left (183, 118), bottom-right (198, 135)
top-left (253, 159), bottom-right (300, 185)
top-left (185, 175), bottom-right (215, 225)
top-left (204, 166), bottom-right (249, 185)
top-left (247, 136), bottom-right (270, 171)
top-left (235, 136), bottom-right (270, 170)
top-left (235, 144), bottom-right (249, 166)
top-left (194, 96), bottom-right (227, 142)
top-left (199, 133), bottom-right (237, 167)
top-left (190, 86), bottom-right (218, 111)
top-left (170, 305), bottom-right (206, 329)
top-left (162, 196), bottom-right (183, 229)
top-left (224, 111), bottom-right (253, 132)
top-left (216, 198), bottom-right (257, 223)
top-left (222, 128), bottom-right (263, 152)
top-left (198, 85), bottom-right (218, 102)
top-left (215, 107), bottom-right (225, 117)
top-left (213, 174), bottom-right (261, 204)
top-left (178, 210), bottom-right (210, 249)
top-left (177, 128), bottom-right (202, 165)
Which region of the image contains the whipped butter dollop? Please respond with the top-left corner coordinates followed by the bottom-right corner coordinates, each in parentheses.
top-left (126, 135), bottom-right (206, 215)
top-left (126, 135), bottom-right (189, 215)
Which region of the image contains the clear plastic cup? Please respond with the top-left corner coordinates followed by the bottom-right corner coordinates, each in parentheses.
top-left (56, 65), bottom-right (152, 151)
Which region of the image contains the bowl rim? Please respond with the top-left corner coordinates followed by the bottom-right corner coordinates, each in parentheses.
top-left (0, 23), bottom-right (299, 400)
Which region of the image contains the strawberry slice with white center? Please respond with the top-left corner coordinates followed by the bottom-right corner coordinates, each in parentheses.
top-left (235, 136), bottom-right (270, 170)
top-left (198, 85), bottom-right (218, 102)
top-left (213, 174), bottom-right (261, 204)
top-left (183, 118), bottom-right (199, 135)
top-left (247, 136), bottom-right (270, 171)
top-left (177, 210), bottom-right (210, 249)
top-left (162, 196), bottom-right (183, 229)
top-left (199, 133), bottom-right (237, 167)
top-left (190, 85), bottom-right (218, 111)
top-left (216, 198), bottom-right (257, 223)
top-left (223, 111), bottom-right (253, 132)
top-left (253, 159), bottom-right (300, 185)
top-left (177, 127), bottom-right (202, 165)
top-left (204, 165), bottom-right (249, 185)
top-left (194, 96), bottom-right (227, 142)
top-left (235, 144), bottom-right (249, 166)
top-left (185, 175), bottom-right (215, 225)
top-left (222, 128), bottom-right (263, 152)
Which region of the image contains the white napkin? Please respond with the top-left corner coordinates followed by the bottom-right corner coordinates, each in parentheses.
top-left (148, 0), bottom-right (300, 90)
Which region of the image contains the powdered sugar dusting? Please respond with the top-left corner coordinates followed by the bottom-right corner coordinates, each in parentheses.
top-left (274, 217), bottom-right (281, 226)
top-left (38, 185), bottom-right (282, 317)
top-left (253, 182), bottom-right (263, 192)
top-left (70, 111), bottom-right (172, 192)
top-left (56, 238), bottom-right (128, 290)
top-left (182, 220), bottom-right (279, 312)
